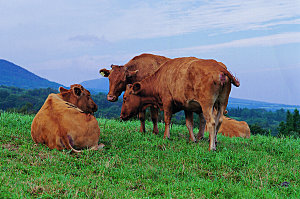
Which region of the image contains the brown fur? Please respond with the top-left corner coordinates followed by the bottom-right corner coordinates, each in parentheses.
top-left (120, 57), bottom-right (240, 151)
top-left (217, 117), bottom-right (251, 138)
top-left (31, 84), bottom-right (103, 153)
top-left (99, 53), bottom-right (170, 134)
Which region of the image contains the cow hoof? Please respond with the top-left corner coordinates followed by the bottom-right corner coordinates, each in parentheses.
top-left (209, 147), bottom-right (216, 152)
top-left (190, 138), bottom-right (197, 143)
top-left (98, 143), bottom-right (105, 150)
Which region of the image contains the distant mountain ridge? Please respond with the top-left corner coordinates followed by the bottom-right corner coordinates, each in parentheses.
top-left (82, 78), bottom-right (300, 111)
top-left (80, 78), bottom-right (109, 93)
top-left (228, 98), bottom-right (300, 111)
top-left (1, 59), bottom-right (299, 111)
top-left (0, 59), bottom-right (63, 89)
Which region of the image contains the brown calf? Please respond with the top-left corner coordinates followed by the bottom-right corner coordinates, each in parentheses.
top-left (31, 84), bottom-right (103, 153)
top-left (217, 117), bottom-right (251, 138)
top-left (120, 57), bottom-right (240, 151)
top-left (99, 53), bottom-right (170, 134)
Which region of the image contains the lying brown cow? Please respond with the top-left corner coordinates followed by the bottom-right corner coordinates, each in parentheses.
top-left (217, 116), bottom-right (250, 138)
top-left (99, 53), bottom-right (170, 134)
top-left (120, 57), bottom-right (240, 151)
top-left (31, 84), bottom-right (103, 153)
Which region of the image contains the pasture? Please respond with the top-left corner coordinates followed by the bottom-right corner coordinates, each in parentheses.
top-left (0, 112), bottom-right (299, 198)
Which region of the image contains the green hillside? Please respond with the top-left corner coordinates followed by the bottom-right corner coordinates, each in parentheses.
top-left (0, 112), bottom-right (299, 198)
top-left (0, 59), bottom-right (63, 89)
top-left (2, 85), bottom-right (299, 136)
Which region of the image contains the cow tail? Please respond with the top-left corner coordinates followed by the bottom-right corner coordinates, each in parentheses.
top-left (60, 135), bottom-right (82, 153)
top-left (219, 68), bottom-right (240, 87)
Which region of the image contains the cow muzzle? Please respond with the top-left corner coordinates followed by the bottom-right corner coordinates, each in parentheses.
top-left (92, 104), bottom-right (98, 112)
top-left (107, 95), bottom-right (117, 102)
top-left (120, 114), bottom-right (128, 121)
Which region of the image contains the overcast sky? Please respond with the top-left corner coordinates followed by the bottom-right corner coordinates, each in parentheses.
top-left (1, 0), bottom-right (300, 105)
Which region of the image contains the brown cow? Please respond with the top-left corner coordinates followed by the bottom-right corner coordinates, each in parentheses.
top-left (217, 116), bottom-right (251, 138)
top-left (99, 53), bottom-right (170, 134)
top-left (31, 84), bottom-right (103, 153)
top-left (120, 57), bottom-right (240, 151)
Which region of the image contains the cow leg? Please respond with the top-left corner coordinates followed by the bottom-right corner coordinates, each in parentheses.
top-left (163, 105), bottom-right (172, 139)
top-left (150, 106), bottom-right (159, 135)
top-left (138, 110), bottom-right (146, 133)
top-left (215, 106), bottom-right (226, 143)
top-left (196, 112), bottom-right (206, 140)
top-left (203, 107), bottom-right (216, 151)
top-left (184, 110), bottom-right (196, 142)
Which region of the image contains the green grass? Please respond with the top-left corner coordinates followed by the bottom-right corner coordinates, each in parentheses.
top-left (0, 112), bottom-right (299, 198)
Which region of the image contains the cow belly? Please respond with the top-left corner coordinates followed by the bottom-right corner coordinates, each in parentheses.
top-left (184, 100), bottom-right (202, 112)
top-left (63, 115), bottom-right (100, 149)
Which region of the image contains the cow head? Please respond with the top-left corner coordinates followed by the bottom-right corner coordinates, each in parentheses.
top-left (120, 84), bottom-right (142, 120)
top-left (99, 64), bottom-right (138, 102)
top-left (59, 84), bottom-right (98, 114)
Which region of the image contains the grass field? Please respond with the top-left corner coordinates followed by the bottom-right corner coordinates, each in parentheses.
top-left (0, 112), bottom-right (299, 198)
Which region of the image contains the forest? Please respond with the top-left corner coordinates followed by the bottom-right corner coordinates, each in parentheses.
top-left (0, 85), bottom-right (299, 138)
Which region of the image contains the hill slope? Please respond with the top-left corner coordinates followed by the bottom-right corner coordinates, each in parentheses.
top-left (0, 112), bottom-right (299, 198)
top-left (0, 59), bottom-right (63, 89)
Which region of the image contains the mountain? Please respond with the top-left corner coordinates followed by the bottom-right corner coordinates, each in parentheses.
top-left (81, 78), bottom-right (300, 111)
top-left (0, 59), bottom-right (63, 89)
top-left (80, 78), bottom-right (109, 93)
top-left (1, 58), bottom-right (298, 112)
top-left (228, 97), bottom-right (300, 111)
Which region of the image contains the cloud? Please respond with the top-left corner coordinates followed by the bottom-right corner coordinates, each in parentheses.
top-left (100, 0), bottom-right (300, 40)
top-left (156, 32), bottom-right (300, 56)
top-left (29, 53), bottom-right (137, 85)
top-left (238, 64), bottom-right (300, 74)
top-left (68, 34), bottom-right (110, 46)
top-left (1, 0), bottom-right (299, 42)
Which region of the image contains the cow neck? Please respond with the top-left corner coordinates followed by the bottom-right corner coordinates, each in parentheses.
top-left (138, 74), bottom-right (162, 106)
top-left (139, 95), bottom-right (159, 110)
top-left (56, 93), bottom-right (87, 114)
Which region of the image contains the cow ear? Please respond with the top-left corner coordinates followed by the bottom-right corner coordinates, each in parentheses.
top-left (59, 86), bottom-right (68, 93)
top-left (132, 82), bottom-right (141, 94)
top-left (111, 64), bottom-right (121, 68)
top-left (99, 68), bottom-right (110, 77)
top-left (73, 86), bottom-right (82, 97)
top-left (126, 70), bottom-right (138, 78)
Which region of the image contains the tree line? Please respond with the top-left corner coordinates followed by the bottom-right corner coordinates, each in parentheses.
top-left (0, 85), bottom-right (298, 138)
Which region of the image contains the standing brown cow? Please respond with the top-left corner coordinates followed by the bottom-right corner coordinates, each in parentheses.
top-left (99, 53), bottom-right (170, 134)
top-left (120, 57), bottom-right (240, 151)
top-left (31, 84), bottom-right (103, 153)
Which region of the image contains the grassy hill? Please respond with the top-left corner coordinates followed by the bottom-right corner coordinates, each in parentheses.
top-left (0, 59), bottom-right (63, 89)
top-left (0, 112), bottom-right (299, 198)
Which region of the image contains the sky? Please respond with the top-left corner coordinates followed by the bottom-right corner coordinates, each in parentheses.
top-left (0, 0), bottom-right (300, 105)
